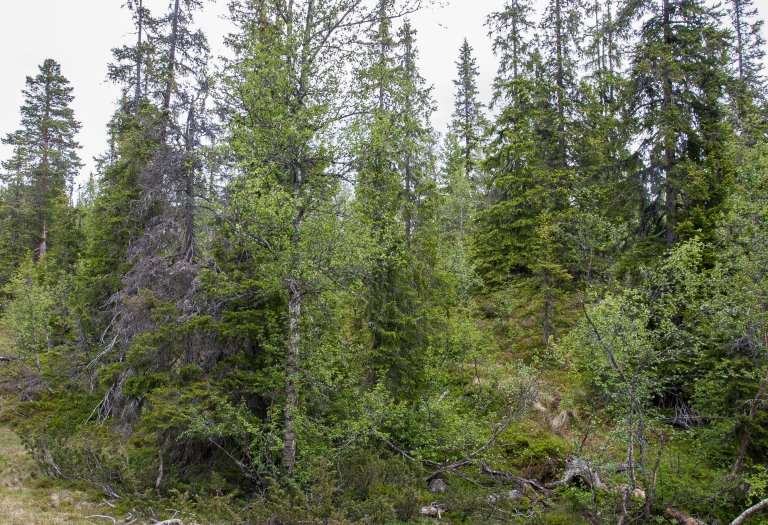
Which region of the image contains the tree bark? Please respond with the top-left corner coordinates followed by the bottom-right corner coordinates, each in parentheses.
top-left (182, 100), bottom-right (198, 262)
top-left (282, 275), bottom-right (302, 475)
top-left (162, 0), bottom-right (181, 122)
top-left (730, 497), bottom-right (768, 525)
top-left (282, 156), bottom-right (306, 475)
top-left (661, 0), bottom-right (678, 248)
top-left (135, 0), bottom-right (143, 113)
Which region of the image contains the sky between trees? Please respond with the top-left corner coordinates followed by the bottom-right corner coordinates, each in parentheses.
top-left (1, 0), bottom-right (766, 182)
top-left (0, 0), bottom-right (521, 181)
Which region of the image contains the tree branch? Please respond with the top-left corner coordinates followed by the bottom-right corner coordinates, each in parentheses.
top-left (730, 497), bottom-right (768, 525)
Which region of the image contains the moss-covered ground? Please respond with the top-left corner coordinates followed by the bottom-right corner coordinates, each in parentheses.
top-left (0, 421), bottom-right (107, 524)
top-left (0, 328), bottom-right (104, 524)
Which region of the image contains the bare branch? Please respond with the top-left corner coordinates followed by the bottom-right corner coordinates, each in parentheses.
top-left (730, 497), bottom-right (768, 525)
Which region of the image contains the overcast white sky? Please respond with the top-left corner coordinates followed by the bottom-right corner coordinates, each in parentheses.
top-left (0, 0), bottom-right (509, 180)
top-left (0, 0), bottom-right (766, 182)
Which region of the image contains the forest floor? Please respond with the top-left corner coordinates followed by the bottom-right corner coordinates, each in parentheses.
top-left (0, 329), bottom-right (105, 524)
top-left (0, 423), bottom-right (106, 525)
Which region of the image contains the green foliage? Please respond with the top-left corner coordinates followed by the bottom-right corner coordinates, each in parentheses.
top-left (1, 0), bottom-right (768, 523)
top-left (0, 59), bottom-right (83, 292)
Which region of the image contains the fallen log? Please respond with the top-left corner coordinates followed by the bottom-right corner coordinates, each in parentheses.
top-left (0, 356), bottom-right (17, 362)
top-left (546, 458), bottom-right (608, 491)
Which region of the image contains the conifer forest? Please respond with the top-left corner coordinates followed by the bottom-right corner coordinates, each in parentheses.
top-left (2, 0), bottom-right (768, 522)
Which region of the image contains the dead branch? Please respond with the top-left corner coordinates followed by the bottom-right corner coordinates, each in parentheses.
top-left (85, 516), bottom-right (117, 524)
top-left (425, 382), bottom-right (539, 482)
top-left (377, 433), bottom-right (441, 468)
top-left (480, 463), bottom-right (552, 495)
top-left (0, 356), bottom-right (17, 362)
top-left (207, 438), bottom-right (260, 482)
top-left (730, 496), bottom-right (768, 525)
top-left (666, 507), bottom-right (707, 525)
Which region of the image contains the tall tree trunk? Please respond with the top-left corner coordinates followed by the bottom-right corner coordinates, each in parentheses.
top-left (39, 223), bottom-right (47, 258)
top-left (183, 100), bottom-right (197, 262)
top-left (661, 0), bottom-right (678, 248)
top-left (162, 0), bottom-right (181, 140)
top-left (283, 155), bottom-right (306, 475)
top-left (733, 0), bottom-right (745, 81)
top-left (555, 0), bottom-right (567, 168)
top-left (280, 3), bottom-right (316, 475)
top-left (282, 242), bottom-right (303, 476)
top-left (403, 27), bottom-right (414, 248)
top-left (135, 0), bottom-right (143, 113)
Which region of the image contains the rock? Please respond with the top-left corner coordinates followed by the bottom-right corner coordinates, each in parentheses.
top-left (428, 478), bottom-right (447, 494)
top-left (487, 490), bottom-right (524, 505)
top-left (536, 392), bottom-right (555, 410)
top-left (619, 485), bottom-right (647, 501)
top-left (550, 410), bottom-right (571, 434)
top-left (420, 503), bottom-right (448, 518)
top-left (549, 393), bottom-right (562, 411)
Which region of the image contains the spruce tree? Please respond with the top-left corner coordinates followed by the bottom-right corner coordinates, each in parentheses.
top-left (449, 39), bottom-right (487, 183)
top-left (352, 13), bottom-right (441, 397)
top-left (0, 59), bottom-right (82, 285)
top-left (624, 0), bottom-right (735, 250)
top-left (727, 0), bottom-right (767, 139)
top-left (569, 0), bottom-right (636, 281)
top-left (440, 40), bottom-right (486, 304)
top-left (475, 0), bottom-right (539, 284)
top-left (78, 0), bottom-right (211, 428)
top-left (538, 0), bottom-right (583, 171)
top-left (476, 0), bottom-right (579, 348)
top-left (351, 0), bottom-right (412, 392)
